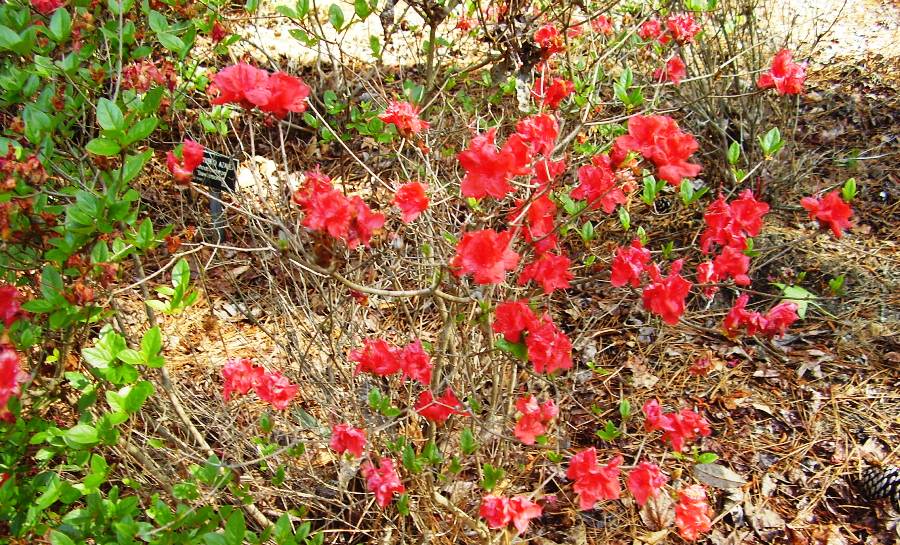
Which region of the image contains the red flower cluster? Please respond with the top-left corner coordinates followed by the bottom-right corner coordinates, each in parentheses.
top-left (508, 195), bottom-right (558, 254)
top-left (567, 449), bottom-right (623, 510)
top-left (361, 458), bottom-right (404, 507)
top-left (414, 388), bottom-right (468, 423)
top-left (221, 358), bottom-right (298, 410)
top-left (654, 56), bottom-right (687, 86)
top-left (458, 129), bottom-right (531, 199)
top-left (210, 21), bottom-right (228, 43)
top-left (666, 14), bottom-right (701, 44)
top-left (675, 485), bottom-right (713, 541)
top-left (532, 77), bottom-right (575, 109)
top-left (757, 49), bottom-right (806, 95)
top-left (292, 171), bottom-right (385, 249)
top-left (626, 461), bottom-right (668, 506)
top-left (209, 63), bottom-right (310, 118)
top-left (534, 24), bottom-right (565, 57)
top-left (700, 190), bottom-right (770, 253)
top-left (491, 301), bottom-right (573, 374)
top-left (329, 423), bottom-right (367, 457)
top-left (379, 100), bottom-right (429, 137)
top-left (591, 15), bottom-right (614, 35)
top-left (642, 260), bottom-right (693, 325)
top-left (31, 0), bottom-right (63, 15)
top-left (533, 158), bottom-right (567, 189)
top-left (800, 190), bottom-right (853, 238)
top-left (480, 494), bottom-right (543, 534)
top-left (610, 240), bottom-right (652, 288)
top-left (518, 252), bottom-right (573, 294)
top-left (612, 115), bottom-right (701, 186)
top-left (166, 139), bottom-right (204, 185)
top-left (643, 399), bottom-right (711, 452)
top-left (350, 338), bottom-right (433, 384)
top-left (455, 17), bottom-right (474, 31)
top-left (515, 114), bottom-right (559, 157)
top-left (638, 19), bottom-right (663, 41)
top-left (571, 154), bottom-right (629, 213)
top-left (0, 285), bottom-right (25, 327)
top-left (450, 229), bottom-right (520, 285)
top-left (122, 60), bottom-right (177, 92)
top-left (393, 182), bottom-right (429, 223)
top-left (0, 347), bottom-right (27, 423)
top-left (723, 294), bottom-right (799, 338)
top-left (514, 395), bottom-right (558, 444)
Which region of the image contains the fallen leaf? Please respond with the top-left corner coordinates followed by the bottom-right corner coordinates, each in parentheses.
top-left (694, 463), bottom-right (748, 489)
top-left (639, 492), bottom-right (675, 531)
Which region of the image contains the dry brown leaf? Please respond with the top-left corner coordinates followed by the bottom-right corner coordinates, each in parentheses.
top-left (639, 492), bottom-right (675, 531)
top-left (626, 354), bottom-right (660, 389)
top-left (694, 463), bottom-right (748, 489)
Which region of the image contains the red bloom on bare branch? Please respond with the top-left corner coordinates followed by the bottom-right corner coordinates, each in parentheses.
top-left (642, 260), bottom-right (692, 325)
top-left (572, 155), bottom-right (627, 213)
top-left (666, 13), bottom-right (701, 44)
top-left (361, 459), bottom-right (404, 507)
top-left (638, 19), bottom-right (663, 40)
top-left (675, 485), bottom-right (713, 541)
top-left (654, 55), bottom-right (687, 85)
top-left (0, 285), bottom-right (25, 327)
top-left (379, 100), bottom-right (429, 137)
top-left (567, 449), bottom-right (623, 510)
top-left (757, 49), bottom-right (806, 95)
top-left (518, 253), bottom-right (573, 294)
top-left (514, 394), bottom-right (558, 445)
top-left (514, 114), bottom-right (558, 156)
top-left (627, 461), bottom-right (668, 506)
top-left (800, 190), bottom-right (853, 238)
top-left (351, 339), bottom-right (401, 377)
top-left (492, 300), bottom-right (540, 343)
top-left (393, 182), bottom-right (429, 223)
top-left (222, 358), bottom-right (264, 401)
top-left (509, 195), bottom-right (559, 254)
top-left (458, 129), bottom-right (532, 199)
top-left (415, 388), bottom-right (468, 423)
top-left (330, 424), bottom-right (367, 457)
top-left (209, 63), bottom-right (310, 118)
top-left (166, 139), bottom-right (204, 185)
top-left (610, 239), bottom-right (652, 288)
top-left (613, 115), bottom-right (701, 185)
top-left (532, 77), bottom-right (575, 109)
top-left (534, 24), bottom-right (565, 56)
top-left (525, 316), bottom-right (573, 374)
top-left (398, 340), bottom-right (433, 385)
top-left (0, 347), bottom-right (27, 423)
top-left (450, 229), bottom-right (520, 285)
top-left (591, 15), bottom-right (614, 35)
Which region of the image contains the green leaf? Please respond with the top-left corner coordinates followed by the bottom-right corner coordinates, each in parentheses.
top-left (619, 399), bottom-right (631, 420)
top-left (369, 35), bottom-right (381, 57)
top-left (460, 427), bottom-right (477, 455)
top-left (65, 424), bottom-right (99, 446)
top-left (35, 474), bottom-right (62, 509)
top-left (157, 32), bottom-right (185, 55)
top-left (118, 150), bottom-right (152, 183)
top-left (49, 8), bottom-right (72, 42)
top-left (495, 338), bottom-right (527, 361)
top-left (124, 117), bottom-right (158, 146)
top-left (97, 98), bottom-right (125, 131)
top-left (727, 141), bottom-right (740, 165)
top-left (354, 0), bottom-right (371, 18)
top-left (142, 326), bottom-right (162, 359)
top-left (774, 283), bottom-right (815, 319)
top-left (696, 452), bottom-right (719, 464)
top-left (49, 530), bottom-right (76, 545)
top-left (328, 4), bottom-right (345, 30)
top-left (396, 493), bottom-right (410, 516)
top-left (0, 25), bottom-right (22, 51)
top-left (117, 348), bottom-right (144, 366)
top-left (86, 138), bottom-right (121, 156)
top-left (480, 463), bottom-right (505, 492)
top-left (842, 177), bottom-right (856, 201)
top-left (295, 0), bottom-right (309, 17)
top-left (23, 105), bottom-right (51, 144)
top-left (124, 381), bottom-right (154, 413)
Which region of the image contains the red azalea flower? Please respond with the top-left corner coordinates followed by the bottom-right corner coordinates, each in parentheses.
top-left (255, 371), bottom-right (299, 410)
top-left (642, 399), bottom-right (672, 432)
top-left (263, 72), bottom-right (311, 118)
top-left (610, 239), bottom-right (651, 288)
top-left (31, 0), bottom-right (63, 14)
top-left (712, 245), bottom-right (751, 286)
top-left (572, 155), bottom-right (627, 213)
top-left (222, 358), bottom-right (265, 401)
top-left (567, 449), bottom-right (623, 509)
top-left (398, 340), bottom-right (432, 385)
top-left (532, 77), bottom-right (575, 109)
top-left (642, 260), bottom-right (692, 325)
top-left (533, 158), bottom-right (567, 189)
top-left (591, 15), bottom-right (614, 35)
top-left (0, 347), bottom-right (27, 423)
top-left (456, 17), bottom-right (475, 31)
top-left (515, 114), bottom-right (558, 156)
top-left (654, 55), bottom-right (687, 85)
top-left (351, 338), bottom-right (401, 376)
top-left (508, 496), bottom-right (543, 534)
top-left (534, 24), bottom-right (565, 56)
top-left (346, 196), bottom-right (385, 249)
top-left (723, 294), bottom-right (799, 338)
top-left (627, 461), bottom-right (668, 506)
top-left (700, 190), bottom-right (769, 253)
top-left (209, 63), bottom-right (272, 109)
top-left (508, 195), bottom-right (558, 254)
top-left (675, 485), bottom-right (713, 541)
top-left (329, 424), bottom-right (367, 457)
top-left (800, 190), bottom-right (853, 238)
top-left (514, 394), bottom-right (558, 445)
top-left (525, 316), bottom-right (573, 374)
top-left (450, 229), bottom-right (520, 285)
top-left (379, 100), bottom-right (429, 137)
top-left (664, 408), bottom-right (712, 452)
top-left (361, 458), bottom-right (404, 507)
top-left (458, 129), bottom-right (532, 199)
top-left (728, 189), bottom-right (770, 238)
top-left (211, 21), bottom-right (228, 43)
top-left (393, 182), bottom-right (429, 223)
top-left (291, 169), bottom-right (333, 207)
top-left (666, 13), bottom-right (701, 44)
top-left (302, 186), bottom-right (352, 239)
top-left (518, 253), bottom-right (573, 294)
top-left (480, 495), bottom-right (512, 528)
top-left (566, 24), bottom-right (584, 39)
top-left (757, 49), bottom-right (806, 95)
top-left (696, 260), bottom-right (719, 297)
top-left (613, 115), bottom-right (701, 186)
top-left (166, 139), bottom-right (204, 185)
top-left (0, 285), bottom-right (24, 327)
top-left (415, 388), bottom-right (468, 423)
top-left (492, 300), bottom-right (540, 343)
top-left (638, 19), bottom-right (662, 40)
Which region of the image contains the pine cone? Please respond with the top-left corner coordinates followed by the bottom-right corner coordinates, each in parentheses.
top-left (857, 465), bottom-right (900, 509)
